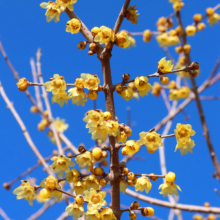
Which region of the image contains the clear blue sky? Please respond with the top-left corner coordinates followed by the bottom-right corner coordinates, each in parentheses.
top-left (1, 0), bottom-right (220, 219)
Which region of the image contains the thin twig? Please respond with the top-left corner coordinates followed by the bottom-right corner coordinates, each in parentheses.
top-left (0, 208), bottom-right (10, 220)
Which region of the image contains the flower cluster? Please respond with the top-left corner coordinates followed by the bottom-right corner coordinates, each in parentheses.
top-left (169, 86), bottom-right (191, 101)
top-left (83, 110), bottom-right (119, 142)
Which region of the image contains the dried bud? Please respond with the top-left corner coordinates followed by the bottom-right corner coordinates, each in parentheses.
top-left (99, 178), bottom-right (107, 187)
top-left (122, 73), bottom-right (130, 81)
top-left (124, 126), bottom-right (132, 137)
top-left (97, 85), bottom-right (103, 92)
top-left (130, 201), bottom-right (140, 210)
top-left (30, 106), bottom-right (39, 113)
top-left (101, 151), bottom-right (108, 158)
top-left (88, 50), bottom-right (94, 55)
top-left (149, 173), bottom-right (158, 181)
top-left (189, 69), bottom-right (198, 78)
top-left (78, 145), bottom-right (86, 153)
top-left (89, 43), bottom-right (96, 52)
top-left (16, 78), bottom-right (29, 92)
top-left (101, 159), bottom-right (108, 166)
top-left (190, 62), bottom-right (200, 70)
top-left (3, 183), bottom-right (10, 190)
top-left (119, 161), bottom-right (126, 170)
top-left (78, 41), bottom-right (87, 50)
top-left (166, 18), bottom-right (173, 28)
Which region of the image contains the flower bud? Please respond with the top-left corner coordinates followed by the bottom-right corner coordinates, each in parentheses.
top-left (197, 23), bottom-right (206, 31)
top-left (130, 201), bottom-right (139, 210)
top-left (169, 29), bottom-right (177, 36)
top-left (175, 46), bottom-right (183, 54)
top-left (101, 159), bottom-right (108, 167)
top-left (75, 194), bottom-right (84, 205)
top-left (193, 14), bottom-right (202, 22)
top-left (121, 147), bottom-right (128, 155)
top-left (91, 27), bottom-right (100, 36)
top-left (190, 62), bottom-right (200, 70)
top-left (149, 173), bottom-right (158, 181)
top-left (94, 167), bottom-right (104, 176)
top-left (157, 25), bottom-right (167, 33)
top-left (123, 167), bottom-right (129, 175)
top-left (89, 43), bottom-right (96, 52)
top-left (122, 73), bottom-right (130, 81)
top-left (16, 78), bottom-right (29, 92)
top-left (88, 50), bottom-right (94, 55)
top-left (103, 111), bottom-right (112, 120)
top-left (101, 151), bottom-right (108, 159)
top-left (127, 172), bottom-right (135, 180)
top-left (183, 44), bottom-right (191, 55)
top-left (143, 30), bottom-right (151, 43)
top-left (142, 207), bottom-right (154, 217)
top-left (30, 106), bottom-right (39, 113)
top-left (78, 41), bottom-right (87, 50)
top-left (53, 150), bottom-right (58, 155)
top-left (104, 42), bottom-right (113, 49)
top-left (160, 76), bottom-right (169, 85)
top-left (92, 147), bottom-right (102, 159)
top-left (97, 85), bottom-right (103, 92)
top-left (88, 90), bottom-right (98, 100)
top-left (165, 172), bottom-right (176, 183)
top-left (175, 26), bottom-right (184, 35)
top-left (40, 188), bottom-right (52, 199)
top-left (116, 84), bottom-right (123, 92)
top-left (3, 183), bottom-right (10, 190)
top-left (38, 122), bottom-right (46, 131)
top-left (78, 145), bottom-right (86, 153)
top-left (99, 178), bottom-right (107, 187)
top-left (204, 202), bottom-right (210, 207)
top-left (207, 214), bottom-right (216, 220)
top-left (206, 7), bottom-right (214, 16)
top-left (129, 211), bottom-right (137, 220)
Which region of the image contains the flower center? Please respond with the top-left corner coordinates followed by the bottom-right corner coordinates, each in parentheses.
top-left (91, 195), bottom-right (100, 204)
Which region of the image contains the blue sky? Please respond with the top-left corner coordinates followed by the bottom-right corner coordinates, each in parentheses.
top-left (1, 0), bottom-right (220, 219)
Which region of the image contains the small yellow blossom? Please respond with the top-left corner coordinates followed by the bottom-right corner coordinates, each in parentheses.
top-left (74, 78), bottom-right (84, 89)
top-left (56, 0), bottom-right (77, 11)
top-left (40, 1), bottom-right (62, 22)
top-left (52, 91), bottom-right (69, 107)
top-left (126, 5), bottom-right (139, 24)
top-left (173, 2), bottom-right (184, 11)
top-left (94, 26), bottom-right (115, 44)
top-left (65, 168), bottom-right (80, 183)
top-left (129, 36), bottom-right (136, 47)
top-left (115, 31), bottom-right (131, 48)
top-left (139, 131), bottom-right (163, 152)
top-left (120, 179), bottom-right (127, 195)
top-left (85, 209), bottom-right (100, 220)
top-left (89, 122), bottom-right (109, 141)
top-left (68, 88), bottom-right (87, 106)
top-left (84, 188), bottom-right (107, 211)
top-left (13, 180), bottom-right (35, 206)
top-left (208, 13), bottom-right (220, 26)
top-left (81, 73), bottom-right (100, 90)
top-left (44, 74), bottom-right (66, 94)
top-left (159, 182), bottom-right (181, 197)
top-left (158, 57), bottom-right (174, 73)
top-left (50, 155), bottom-right (75, 178)
top-left (85, 175), bottom-right (100, 191)
top-left (66, 18), bottom-right (81, 34)
top-left (100, 208), bottom-right (117, 220)
top-left (121, 86), bottom-right (133, 101)
top-left (53, 117), bottom-right (69, 133)
top-left (16, 78), bottom-right (29, 92)
top-left (169, 0), bottom-right (181, 3)
top-left (88, 90), bottom-right (98, 100)
top-left (125, 140), bottom-right (140, 155)
top-left (117, 131), bottom-right (127, 143)
top-left (135, 176), bottom-right (152, 194)
top-left (152, 82), bottom-right (162, 97)
top-left (134, 76), bottom-right (152, 97)
top-left (72, 180), bottom-right (87, 195)
top-left (83, 110), bottom-right (104, 128)
top-left (75, 151), bottom-right (92, 169)
top-left (174, 123), bottom-right (196, 155)
top-left (143, 30), bottom-right (151, 43)
top-left (91, 27), bottom-right (100, 36)
top-left (106, 120), bottom-right (119, 137)
top-left (65, 202), bottom-right (84, 220)
top-left (185, 25), bottom-right (197, 36)
top-left (197, 22), bottom-right (206, 31)
top-left (156, 33), bottom-right (179, 47)
top-left (193, 214), bottom-right (203, 220)
top-left (169, 89), bottom-right (179, 101)
top-left (177, 87), bottom-right (190, 99)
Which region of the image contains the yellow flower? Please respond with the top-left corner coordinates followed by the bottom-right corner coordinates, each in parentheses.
top-left (52, 91), bottom-right (69, 107)
top-left (125, 140), bottom-right (140, 155)
top-left (208, 13), bottom-right (220, 26)
top-left (121, 86), bottom-right (134, 101)
top-left (40, 1), bottom-right (62, 22)
top-left (40, 176), bottom-right (62, 201)
top-left (84, 188), bottom-right (107, 211)
top-left (74, 78), bottom-right (84, 89)
top-left (100, 208), bottom-right (117, 220)
top-left (134, 76), bottom-right (152, 97)
top-left (85, 209), bottom-right (100, 220)
top-left (75, 151), bottom-right (92, 169)
top-left (65, 202), bottom-right (84, 220)
top-left (89, 122), bottom-right (109, 141)
top-left (85, 175), bottom-right (100, 190)
top-left (81, 73), bottom-right (100, 90)
top-left (156, 33), bottom-right (169, 47)
top-left (135, 176), bottom-right (152, 194)
top-left (66, 18), bottom-right (81, 34)
top-left (185, 25), bottom-right (197, 36)
top-left (65, 168), bottom-right (80, 183)
top-left (68, 88), bottom-right (87, 106)
top-left (173, 2), bottom-right (184, 11)
top-left (169, 0), bottom-right (181, 2)
top-left (16, 77), bottom-right (29, 92)
top-left (56, 0), bottom-right (77, 11)
top-left (126, 5), bottom-right (139, 24)
top-left (174, 123), bottom-right (196, 155)
top-left (44, 74), bottom-right (66, 94)
top-left (13, 180), bottom-right (35, 206)
top-left (115, 31), bottom-right (131, 48)
top-left (143, 30), bottom-right (151, 42)
top-left (50, 155), bottom-right (75, 178)
top-left (177, 87), bottom-right (190, 99)
top-left (106, 120), bottom-right (119, 137)
top-left (175, 62), bottom-right (189, 78)
top-left (53, 117), bottom-right (69, 133)
top-left (120, 179), bottom-right (127, 195)
top-left (169, 89), bottom-right (179, 101)
top-left (72, 180), bottom-right (87, 195)
top-left (117, 131), bottom-right (127, 143)
top-left (159, 182), bottom-right (181, 197)
top-left (83, 110), bottom-right (104, 128)
top-left (168, 35), bottom-right (180, 46)
top-left (193, 214), bottom-right (203, 220)
top-left (152, 82), bottom-right (162, 97)
top-left (129, 36), bottom-right (136, 47)
top-left (158, 57), bottom-right (174, 73)
top-left (94, 26), bottom-right (115, 44)
top-left (138, 131), bottom-right (163, 152)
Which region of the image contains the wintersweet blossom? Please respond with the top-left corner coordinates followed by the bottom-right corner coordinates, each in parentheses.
top-left (106, 121), bottom-right (119, 137)
top-left (208, 13), bottom-right (220, 26)
top-left (68, 88), bottom-right (87, 106)
top-left (121, 86), bottom-right (134, 101)
top-left (115, 31), bottom-right (131, 48)
top-left (152, 82), bottom-right (162, 97)
top-left (56, 0), bottom-right (77, 11)
top-left (158, 57), bottom-right (174, 73)
top-left (75, 151), bottom-right (92, 169)
top-left (40, 1), bottom-right (62, 22)
top-left (177, 87), bottom-right (190, 99)
top-left (135, 176), bottom-right (152, 193)
top-left (84, 188), bottom-right (107, 210)
top-left (85, 175), bottom-right (100, 190)
top-left (100, 208), bottom-right (117, 220)
top-left (94, 26), bottom-right (115, 44)
top-left (65, 202), bottom-right (84, 220)
top-left (44, 74), bottom-right (66, 94)
top-left (50, 155), bottom-right (75, 178)
top-left (83, 110), bottom-right (104, 128)
top-left (72, 180), bottom-right (87, 195)
top-left (85, 209), bottom-right (100, 220)
top-left (120, 179), bottom-right (127, 195)
top-left (53, 117), bottom-right (69, 133)
top-left (65, 168), bottom-right (80, 183)
top-left (125, 140), bottom-right (140, 155)
top-left (81, 73), bottom-right (100, 90)
top-left (134, 76), bottom-right (152, 97)
top-left (13, 180), bottom-right (35, 206)
top-left (159, 182), bottom-right (181, 197)
top-left (126, 5), bottom-right (139, 24)
top-left (89, 122), bottom-right (109, 141)
top-left (66, 18), bottom-right (81, 34)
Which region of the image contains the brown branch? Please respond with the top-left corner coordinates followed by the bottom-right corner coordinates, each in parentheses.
top-left (28, 82), bottom-right (76, 87)
top-left (113, 0), bottom-right (131, 34)
top-left (176, 10), bottom-right (220, 180)
top-left (27, 199), bottom-right (56, 220)
top-left (126, 188), bottom-right (220, 214)
top-left (0, 83), bottom-right (53, 175)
